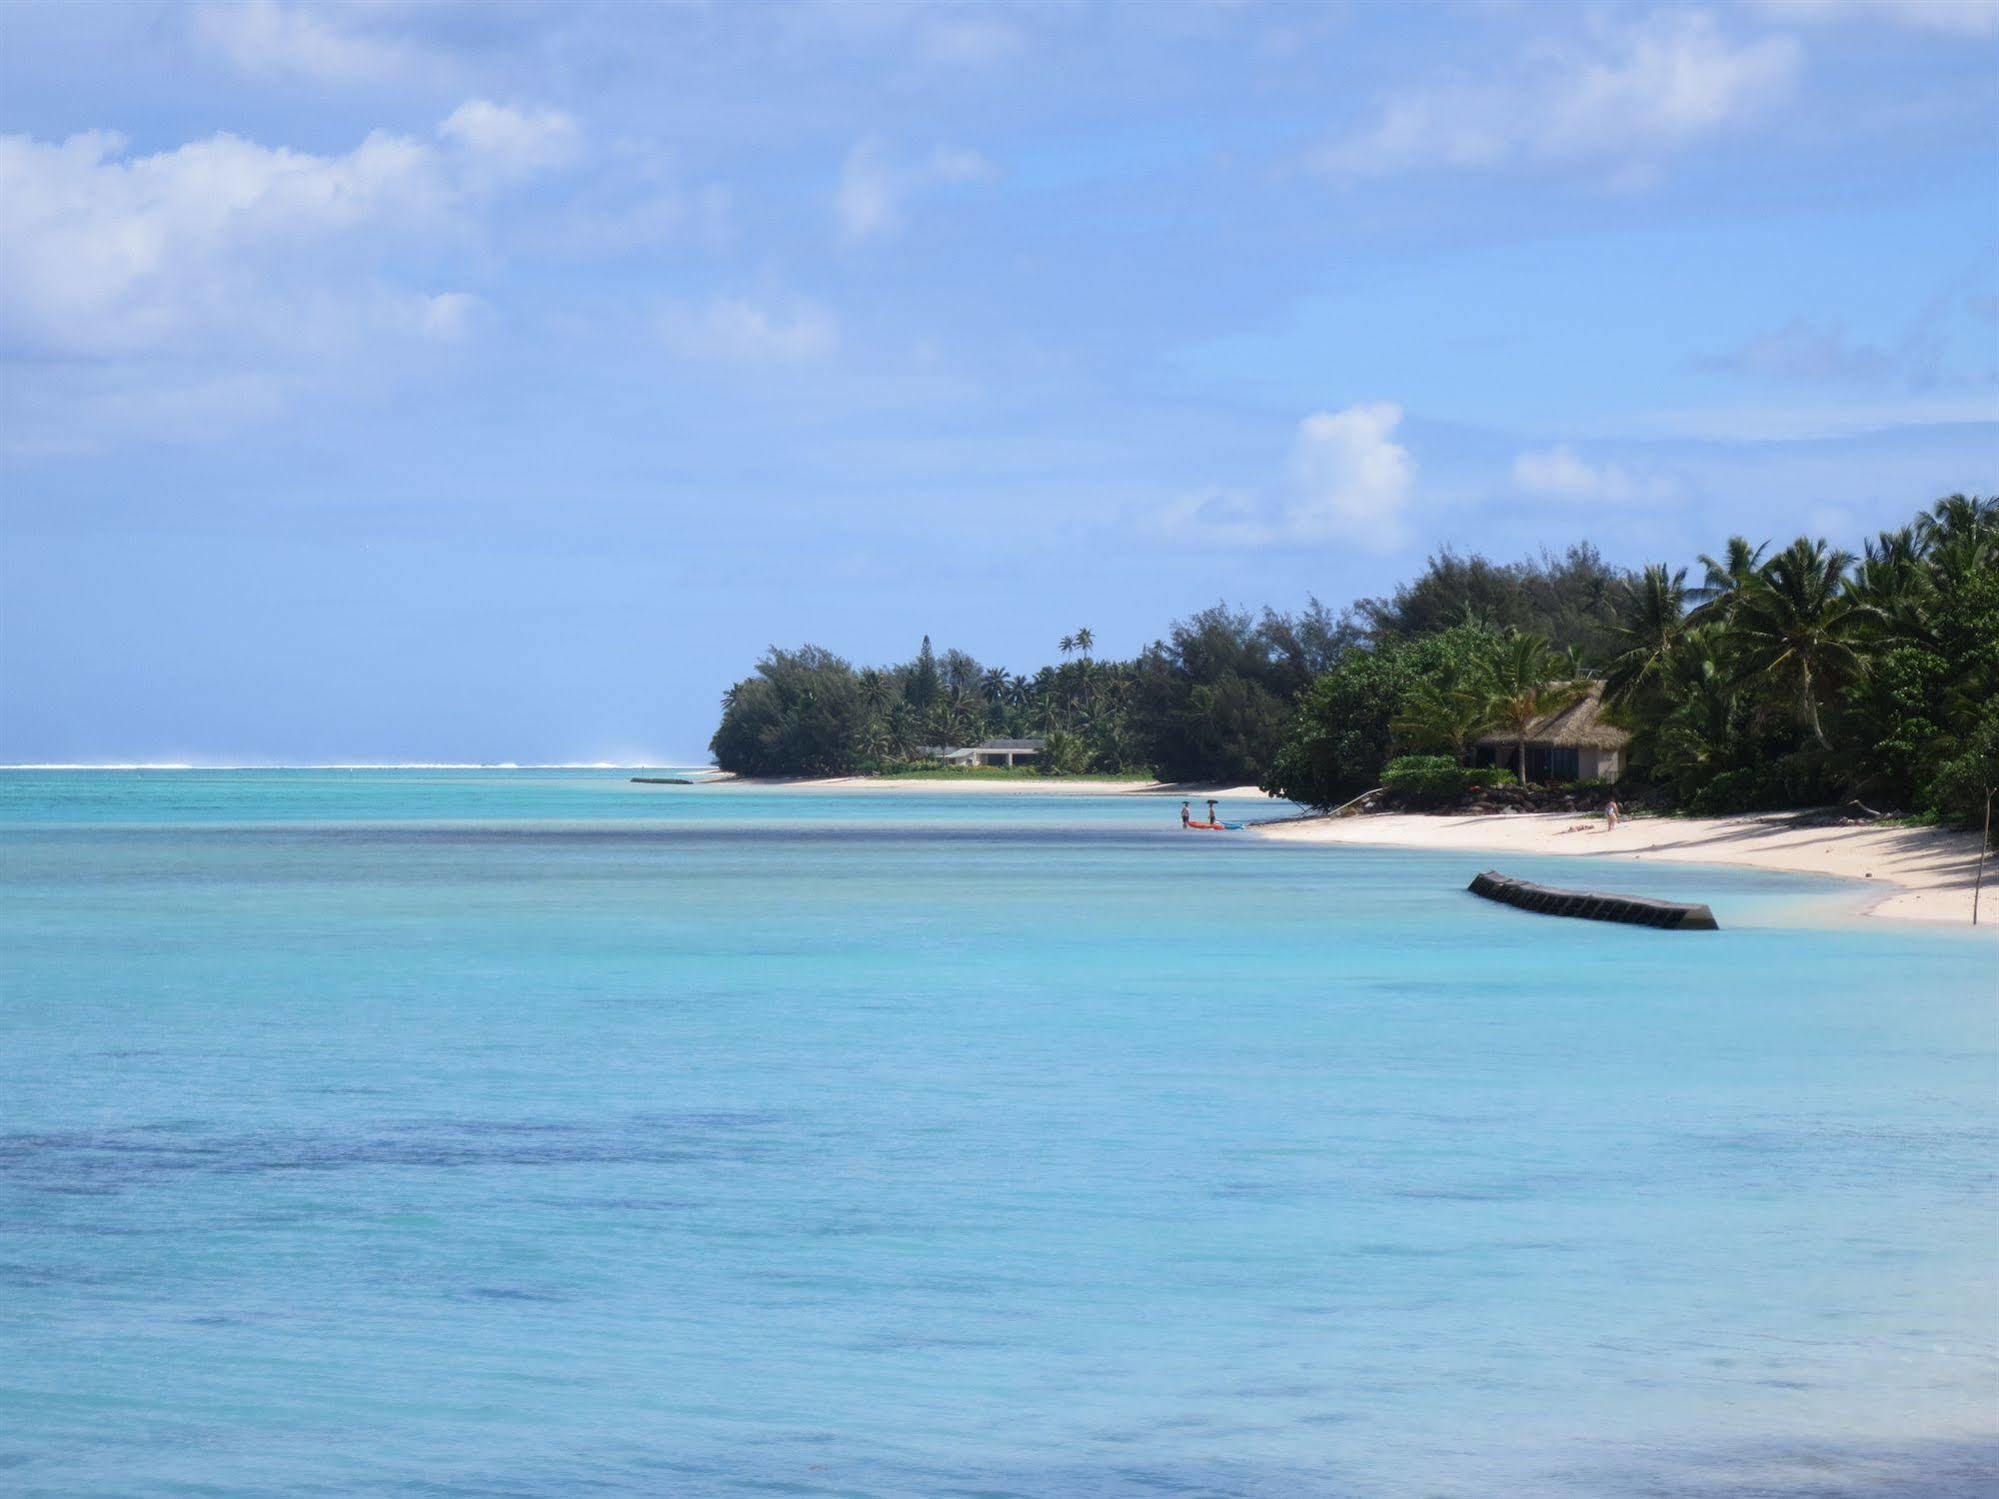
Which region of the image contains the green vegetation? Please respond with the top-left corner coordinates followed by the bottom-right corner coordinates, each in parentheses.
top-left (1380, 756), bottom-right (1516, 805)
top-left (709, 495), bottom-right (1998, 825)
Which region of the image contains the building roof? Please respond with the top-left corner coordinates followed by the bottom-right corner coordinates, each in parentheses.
top-left (976, 738), bottom-right (1045, 750)
top-left (1473, 681), bottom-right (1631, 750)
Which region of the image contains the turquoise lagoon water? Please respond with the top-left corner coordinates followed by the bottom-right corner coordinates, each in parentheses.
top-left (2, 770), bottom-right (1994, 1497)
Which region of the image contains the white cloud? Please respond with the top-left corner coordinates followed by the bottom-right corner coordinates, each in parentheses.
top-left (835, 139), bottom-right (991, 244)
top-left (438, 100), bottom-right (580, 182)
top-left (0, 103), bottom-right (576, 360)
top-left (656, 296), bottom-right (839, 364)
top-left (1748, 0), bottom-right (1999, 36)
top-left (1286, 403), bottom-right (1415, 548)
top-left (1156, 404), bottom-right (1415, 553)
top-left (193, 0), bottom-right (418, 82)
top-left (1314, 11), bottom-right (1800, 184)
top-left (1512, 445), bottom-right (1675, 504)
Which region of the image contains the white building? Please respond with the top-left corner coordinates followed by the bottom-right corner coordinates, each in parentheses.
top-left (926, 737), bottom-right (1047, 768)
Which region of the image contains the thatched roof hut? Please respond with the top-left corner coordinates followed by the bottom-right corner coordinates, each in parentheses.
top-left (1473, 682), bottom-right (1630, 781)
top-left (1474, 682), bottom-right (1630, 751)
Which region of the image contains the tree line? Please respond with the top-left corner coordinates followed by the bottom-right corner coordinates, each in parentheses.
top-left (709, 495), bottom-right (1998, 823)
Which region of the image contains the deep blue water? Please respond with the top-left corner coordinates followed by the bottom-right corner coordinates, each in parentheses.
top-left (2, 770), bottom-right (1994, 1497)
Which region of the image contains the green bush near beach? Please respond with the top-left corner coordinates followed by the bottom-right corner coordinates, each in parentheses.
top-left (1382, 756), bottom-right (1517, 805)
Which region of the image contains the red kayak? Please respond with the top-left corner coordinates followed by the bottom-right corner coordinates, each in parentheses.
top-left (1185, 819), bottom-right (1241, 831)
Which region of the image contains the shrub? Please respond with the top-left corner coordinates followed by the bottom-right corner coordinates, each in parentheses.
top-left (1382, 755), bottom-right (1516, 804)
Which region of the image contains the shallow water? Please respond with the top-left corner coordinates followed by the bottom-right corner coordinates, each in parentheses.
top-left (2, 771), bottom-right (1994, 1497)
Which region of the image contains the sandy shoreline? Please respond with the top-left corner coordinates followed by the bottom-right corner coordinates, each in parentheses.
top-left (706, 774), bottom-right (1275, 798)
top-left (1256, 809), bottom-right (1996, 929)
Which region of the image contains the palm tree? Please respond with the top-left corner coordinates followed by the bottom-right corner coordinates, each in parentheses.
top-left (857, 717), bottom-right (890, 765)
top-left (1652, 627), bottom-right (1736, 788)
top-left (1689, 536), bottom-right (1768, 625)
top-left (885, 704), bottom-right (919, 761)
top-left (1392, 669), bottom-right (1496, 762)
top-left (1073, 626), bottom-right (1095, 661)
top-left (1915, 492), bottom-right (1999, 552)
top-left (943, 684), bottom-right (980, 747)
top-left (858, 668), bottom-right (892, 718)
top-left (1852, 527), bottom-right (1933, 645)
top-left (1058, 634), bottom-right (1077, 658)
top-left (980, 666), bottom-right (1008, 705)
top-left (1728, 537), bottom-right (1871, 749)
top-left (1485, 632), bottom-right (1585, 783)
top-left (1604, 564), bottom-right (1689, 705)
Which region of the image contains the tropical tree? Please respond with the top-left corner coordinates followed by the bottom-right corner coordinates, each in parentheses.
top-left (1484, 632), bottom-right (1584, 783)
top-left (1647, 627), bottom-right (1743, 791)
top-left (1604, 564), bottom-right (1690, 706)
top-left (1728, 538), bottom-right (1872, 749)
top-left (1688, 536), bottom-right (1768, 626)
top-left (1391, 667), bottom-right (1495, 762)
top-left (858, 668), bottom-right (892, 718)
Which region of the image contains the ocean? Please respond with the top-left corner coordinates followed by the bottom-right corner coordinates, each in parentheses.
top-left (2, 770), bottom-right (1993, 1497)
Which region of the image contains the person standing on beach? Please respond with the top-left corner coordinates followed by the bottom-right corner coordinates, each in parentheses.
top-left (1605, 797), bottom-right (1621, 832)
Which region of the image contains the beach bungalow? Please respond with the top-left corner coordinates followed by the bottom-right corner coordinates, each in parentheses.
top-left (1470, 683), bottom-right (1629, 784)
top-left (926, 737), bottom-right (1047, 768)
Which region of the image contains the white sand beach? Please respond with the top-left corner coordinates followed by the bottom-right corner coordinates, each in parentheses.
top-left (710, 774), bottom-right (1278, 798)
top-left (1256, 810), bottom-right (1997, 928)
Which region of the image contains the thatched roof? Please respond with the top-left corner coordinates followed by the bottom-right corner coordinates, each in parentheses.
top-left (1474, 681), bottom-right (1630, 750)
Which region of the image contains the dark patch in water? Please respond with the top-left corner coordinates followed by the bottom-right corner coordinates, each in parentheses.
top-left (0, 1110), bottom-right (793, 1194)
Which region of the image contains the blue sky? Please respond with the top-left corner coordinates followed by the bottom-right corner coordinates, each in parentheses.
top-left (2, 0), bottom-right (1994, 763)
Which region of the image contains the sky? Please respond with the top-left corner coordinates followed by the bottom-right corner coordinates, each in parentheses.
top-left (1, 0), bottom-right (1995, 764)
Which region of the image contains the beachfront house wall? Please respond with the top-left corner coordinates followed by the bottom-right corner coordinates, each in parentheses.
top-left (1471, 742), bottom-right (1623, 784)
top-left (935, 740), bottom-right (1046, 768)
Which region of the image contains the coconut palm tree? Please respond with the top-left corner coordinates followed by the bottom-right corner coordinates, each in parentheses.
top-left (1727, 537), bottom-right (1872, 749)
top-left (858, 668), bottom-right (892, 718)
top-left (1652, 627), bottom-right (1737, 788)
top-left (943, 684), bottom-right (981, 747)
top-left (1604, 564), bottom-right (1690, 705)
top-left (857, 717), bottom-right (890, 765)
top-left (1073, 626), bottom-right (1094, 661)
top-left (1915, 492), bottom-right (1999, 552)
top-left (1485, 632), bottom-right (1585, 783)
top-left (1689, 536), bottom-right (1769, 625)
top-left (1058, 634), bottom-right (1077, 658)
top-left (885, 704), bottom-right (919, 761)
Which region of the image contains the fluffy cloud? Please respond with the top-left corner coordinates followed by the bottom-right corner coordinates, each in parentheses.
top-left (0, 102), bottom-right (577, 359)
top-left (1512, 445), bottom-right (1674, 504)
top-left (438, 100), bottom-right (580, 182)
top-left (656, 296), bottom-right (839, 364)
top-left (193, 0), bottom-right (418, 82)
top-left (835, 139), bottom-right (991, 244)
top-left (1157, 404), bottom-right (1415, 553)
top-left (1314, 11), bottom-right (1800, 184)
top-left (1285, 404), bottom-right (1415, 548)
